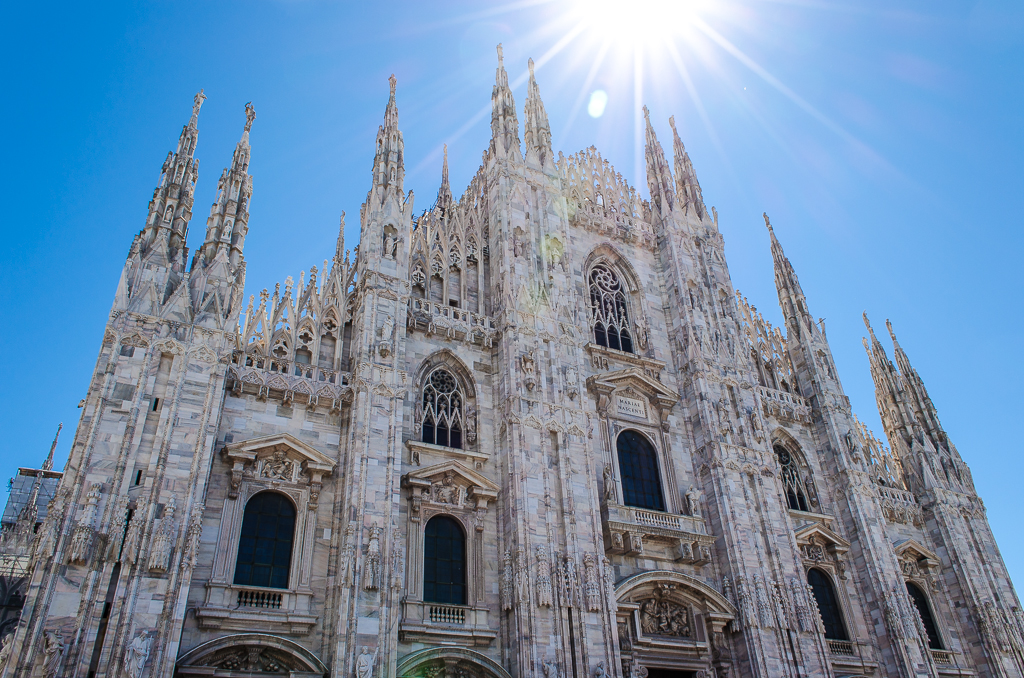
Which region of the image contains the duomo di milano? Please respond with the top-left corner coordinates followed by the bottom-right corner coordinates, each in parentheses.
top-left (0, 45), bottom-right (1020, 678)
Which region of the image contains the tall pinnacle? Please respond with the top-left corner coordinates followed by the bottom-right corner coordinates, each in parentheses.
top-left (436, 145), bottom-right (452, 214)
top-left (523, 57), bottom-right (552, 166)
top-left (643, 107), bottom-right (674, 214)
top-left (141, 90), bottom-right (204, 254)
top-left (335, 212), bottom-right (346, 263)
top-left (370, 74), bottom-right (405, 201)
top-left (765, 214), bottom-right (815, 338)
top-left (42, 423), bottom-right (61, 472)
top-left (490, 44), bottom-right (521, 160)
top-left (669, 116), bottom-right (706, 219)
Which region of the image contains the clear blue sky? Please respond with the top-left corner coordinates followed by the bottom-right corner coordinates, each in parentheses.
top-left (2, 1), bottom-right (1021, 584)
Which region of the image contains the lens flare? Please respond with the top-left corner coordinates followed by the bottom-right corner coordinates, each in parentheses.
top-left (572, 0), bottom-right (702, 49)
top-left (587, 90), bottom-right (608, 118)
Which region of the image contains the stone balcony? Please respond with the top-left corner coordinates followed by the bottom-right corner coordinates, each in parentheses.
top-left (399, 600), bottom-right (497, 646)
top-left (603, 502), bottom-right (714, 564)
top-left (196, 583), bottom-right (317, 636)
top-left (406, 299), bottom-right (499, 346)
top-left (228, 351), bottom-right (353, 411)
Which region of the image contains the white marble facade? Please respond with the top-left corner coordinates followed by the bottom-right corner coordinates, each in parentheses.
top-left (0, 48), bottom-right (1021, 678)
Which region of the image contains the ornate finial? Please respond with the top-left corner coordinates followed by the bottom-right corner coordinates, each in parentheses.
top-left (763, 212), bottom-right (772, 230)
top-left (43, 423), bottom-right (62, 472)
top-left (528, 57), bottom-right (535, 77)
top-left (244, 102), bottom-right (256, 132)
top-left (642, 105), bottom-right (650, 121)
top-left (497, 43), bottom-right (504, 66)
top-left (669, 115), bottom-right (677, 131)
top-left (388, 73), bottom-right (397, 96)
top-left (192, 89), bottom-right (206, 118)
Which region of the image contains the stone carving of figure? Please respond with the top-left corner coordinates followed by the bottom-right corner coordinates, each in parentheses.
top-left (43, 630), bottom-right (64, 678)
top-left (433, 472), bottom-right (459, 505)
top-left (340, 522), bottom-right (356, 586)
top-left (69, 483), bottom-right (102, 565)
top-left (0, 633), bottom-right (12, 670)
top-left (635, 316), bottom-right (650, 351)
top-left (261, 451), bottom-right (293, 481)
top-left (686, 485), bottom-right (702, 518)
top-left (543, 661), bottom-right (560, 678)
top-left (355, 645), bottom-right (378, 678)
top-left (148, 496), bottom-right (177, 572)
top-left (465, 405), bottom-right (478, 443)
top-left (380, 315), bottom-right (395, 343)
top-left (363, 525), bottom-right (382, 591)
top-left (603, 464), bottom-right (615, 502)
top-left (123, 631), bottom-right (152, 678)
top-left (121, 503), bottom-right (144, 566)
top-left (383, 233), bottom-right (396, 260)
top-left (521, 349), bottom-right (535, 375)
top-left (845, 429), bottom-right (862, 460)
top-left (593, 661), bottom-right (606, 678)
top-left (501, 548), bottom-right (514, 611)
top-left (192, 89), bottom-right (206, 118)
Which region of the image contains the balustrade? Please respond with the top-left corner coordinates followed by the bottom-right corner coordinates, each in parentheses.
top-left (236, 588), bottom-right (283, 609)
top-left (428, 605), bottom-right (466, 625)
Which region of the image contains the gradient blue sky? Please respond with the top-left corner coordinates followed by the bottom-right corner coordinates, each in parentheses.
top-left (2, 0), bottom-right (1021, 583)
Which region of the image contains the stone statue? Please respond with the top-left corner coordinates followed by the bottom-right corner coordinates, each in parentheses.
top-left (364, 525), bottom-right (382, 591)
top-left (686, 485), bottom-right (703, 518)
top-left (543, 661), bottom-right (560, 678)
top-left (383, 233), bottom-right (396, 259)
top-left (593, 661), bottom-right (606, 678)
top-left (244, 101), bottom-right (256, 132)
top-left (380, 315), bottom-right (395, 343)
top-left (123, 631), bottom-right (152, 678)
top-left (603, 465), bottom-right (615, 502)
top-left (355, 645), bottom-right (378, 678)
top-left (0, 633), bottom-right (12, 670)
top-left (192, 89), bottom-right (206, 118)
top-left (43, 630), bottom-right (64, 678)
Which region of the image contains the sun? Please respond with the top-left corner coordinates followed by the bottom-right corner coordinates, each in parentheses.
top-left (569, 0), bottom-right (705, 51)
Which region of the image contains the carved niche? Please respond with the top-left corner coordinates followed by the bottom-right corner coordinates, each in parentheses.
top-left (795, 522), bottom-right (850, 580)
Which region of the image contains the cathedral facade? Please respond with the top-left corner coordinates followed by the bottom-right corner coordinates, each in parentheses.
top-left (0, 47), bottom-right (1021, 678)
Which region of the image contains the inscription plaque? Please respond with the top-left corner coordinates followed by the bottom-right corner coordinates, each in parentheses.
top-left (616, 395), bottom-right (647, 419)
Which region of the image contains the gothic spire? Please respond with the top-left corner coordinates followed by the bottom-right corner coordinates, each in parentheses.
top-left (766, 214), bottom-right (814, 339)
top-left (523, 58), bottom-right (552, 167)
top-left (42, 423), bottom-right (61, 472)
top-left (885, 319), bottom-right (945, 444)
top-left (489, 44), bottom-right (521, 161)
top-left (370, 74), bottom-right (405, 203)
top-left (335, 211), bottom-right (346, 263)
top-left (196, 102), bottom-right (254, 268)
top-left (669, 116), bottom-right (706, 219)
top-left (141, 90), bottom-right (204, 255)
top-left (435, 145), bottom-right (453, 215)
top-left (643, 107), bottom-right (674, 215)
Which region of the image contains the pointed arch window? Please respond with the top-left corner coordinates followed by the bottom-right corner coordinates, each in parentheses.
top-left (233, 492), bottom-right (295, 589)
top-left (589, 264), bottom-right (633, 353)
top-left (807, 568), bottom-right (848, 640)
top-left (906, 582), bottom-right (943, 649)
top-left (617, 430), bottom-right (665, 511)
top-left (422, 369), bottom-right (463, 449)
top-left (423, 516), bottom-right (466, 605)
top-left (776, 445), bottom-right (809, 512)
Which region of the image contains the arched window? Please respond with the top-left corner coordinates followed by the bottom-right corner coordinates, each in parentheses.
top-left (423, 516), bottom-right (466, 605)
top-left (233, 492), bottom-right (295, 589)
top-left (906, 582), bottom-right (943, 649)
top-left (617, 430), bottom-right (665, 511)
top-left (807, 568), bottom-right (848, 640)
top-left (776, 445), bottom-right (809, 512)
top-left (589, 264), bottom-right (633, 354)
top-left (422, 368), bottom-right (464, 449)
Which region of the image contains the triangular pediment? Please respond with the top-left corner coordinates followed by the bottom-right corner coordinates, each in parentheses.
top-left (894, 538), bottom-right (939, 566)
top-left (795, 522), bottom-right (850, 553)
top-left (223, 432), bottom-right (334, 474)
top-left (403, 460), bottom-right (499, 494)
top-left (587, 367), bottom-right (679, 404)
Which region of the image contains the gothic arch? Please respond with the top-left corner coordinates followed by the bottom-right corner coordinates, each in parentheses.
top-left (770, 429), bottom-right (819, 512)
top-left (397, 647), bottom-right (514, 678)
top-left (414, 349), bottom-right (478, 401)
top-left (175, 633), bottom-right (327, 676)
top-left (583, 242), bottom-right (642, 293)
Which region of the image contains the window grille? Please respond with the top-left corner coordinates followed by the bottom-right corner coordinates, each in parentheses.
top-left (776, 446), bottom-right (809, 512)
top-left (422, 369), bottom-right (463, 449)
top-left (423, 516), bottom-right (466, 605)
top-left (233, 492), bottom-right (295, 589)
top-left (589, 265), bottom-right (634, 353)
top-left (808, 568), bottom-right (848, 640)
top-left (617, 430), bottom-right (665, 511)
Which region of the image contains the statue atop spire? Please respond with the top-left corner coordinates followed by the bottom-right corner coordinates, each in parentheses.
top-left (436, 145), bottom-right (452, 214)
top-left (190, 89), bottom-right (206, 126)
top-left (244, 101), bottom-right (256, 133)
top-left (370, 74), bottom-right (405, 202)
